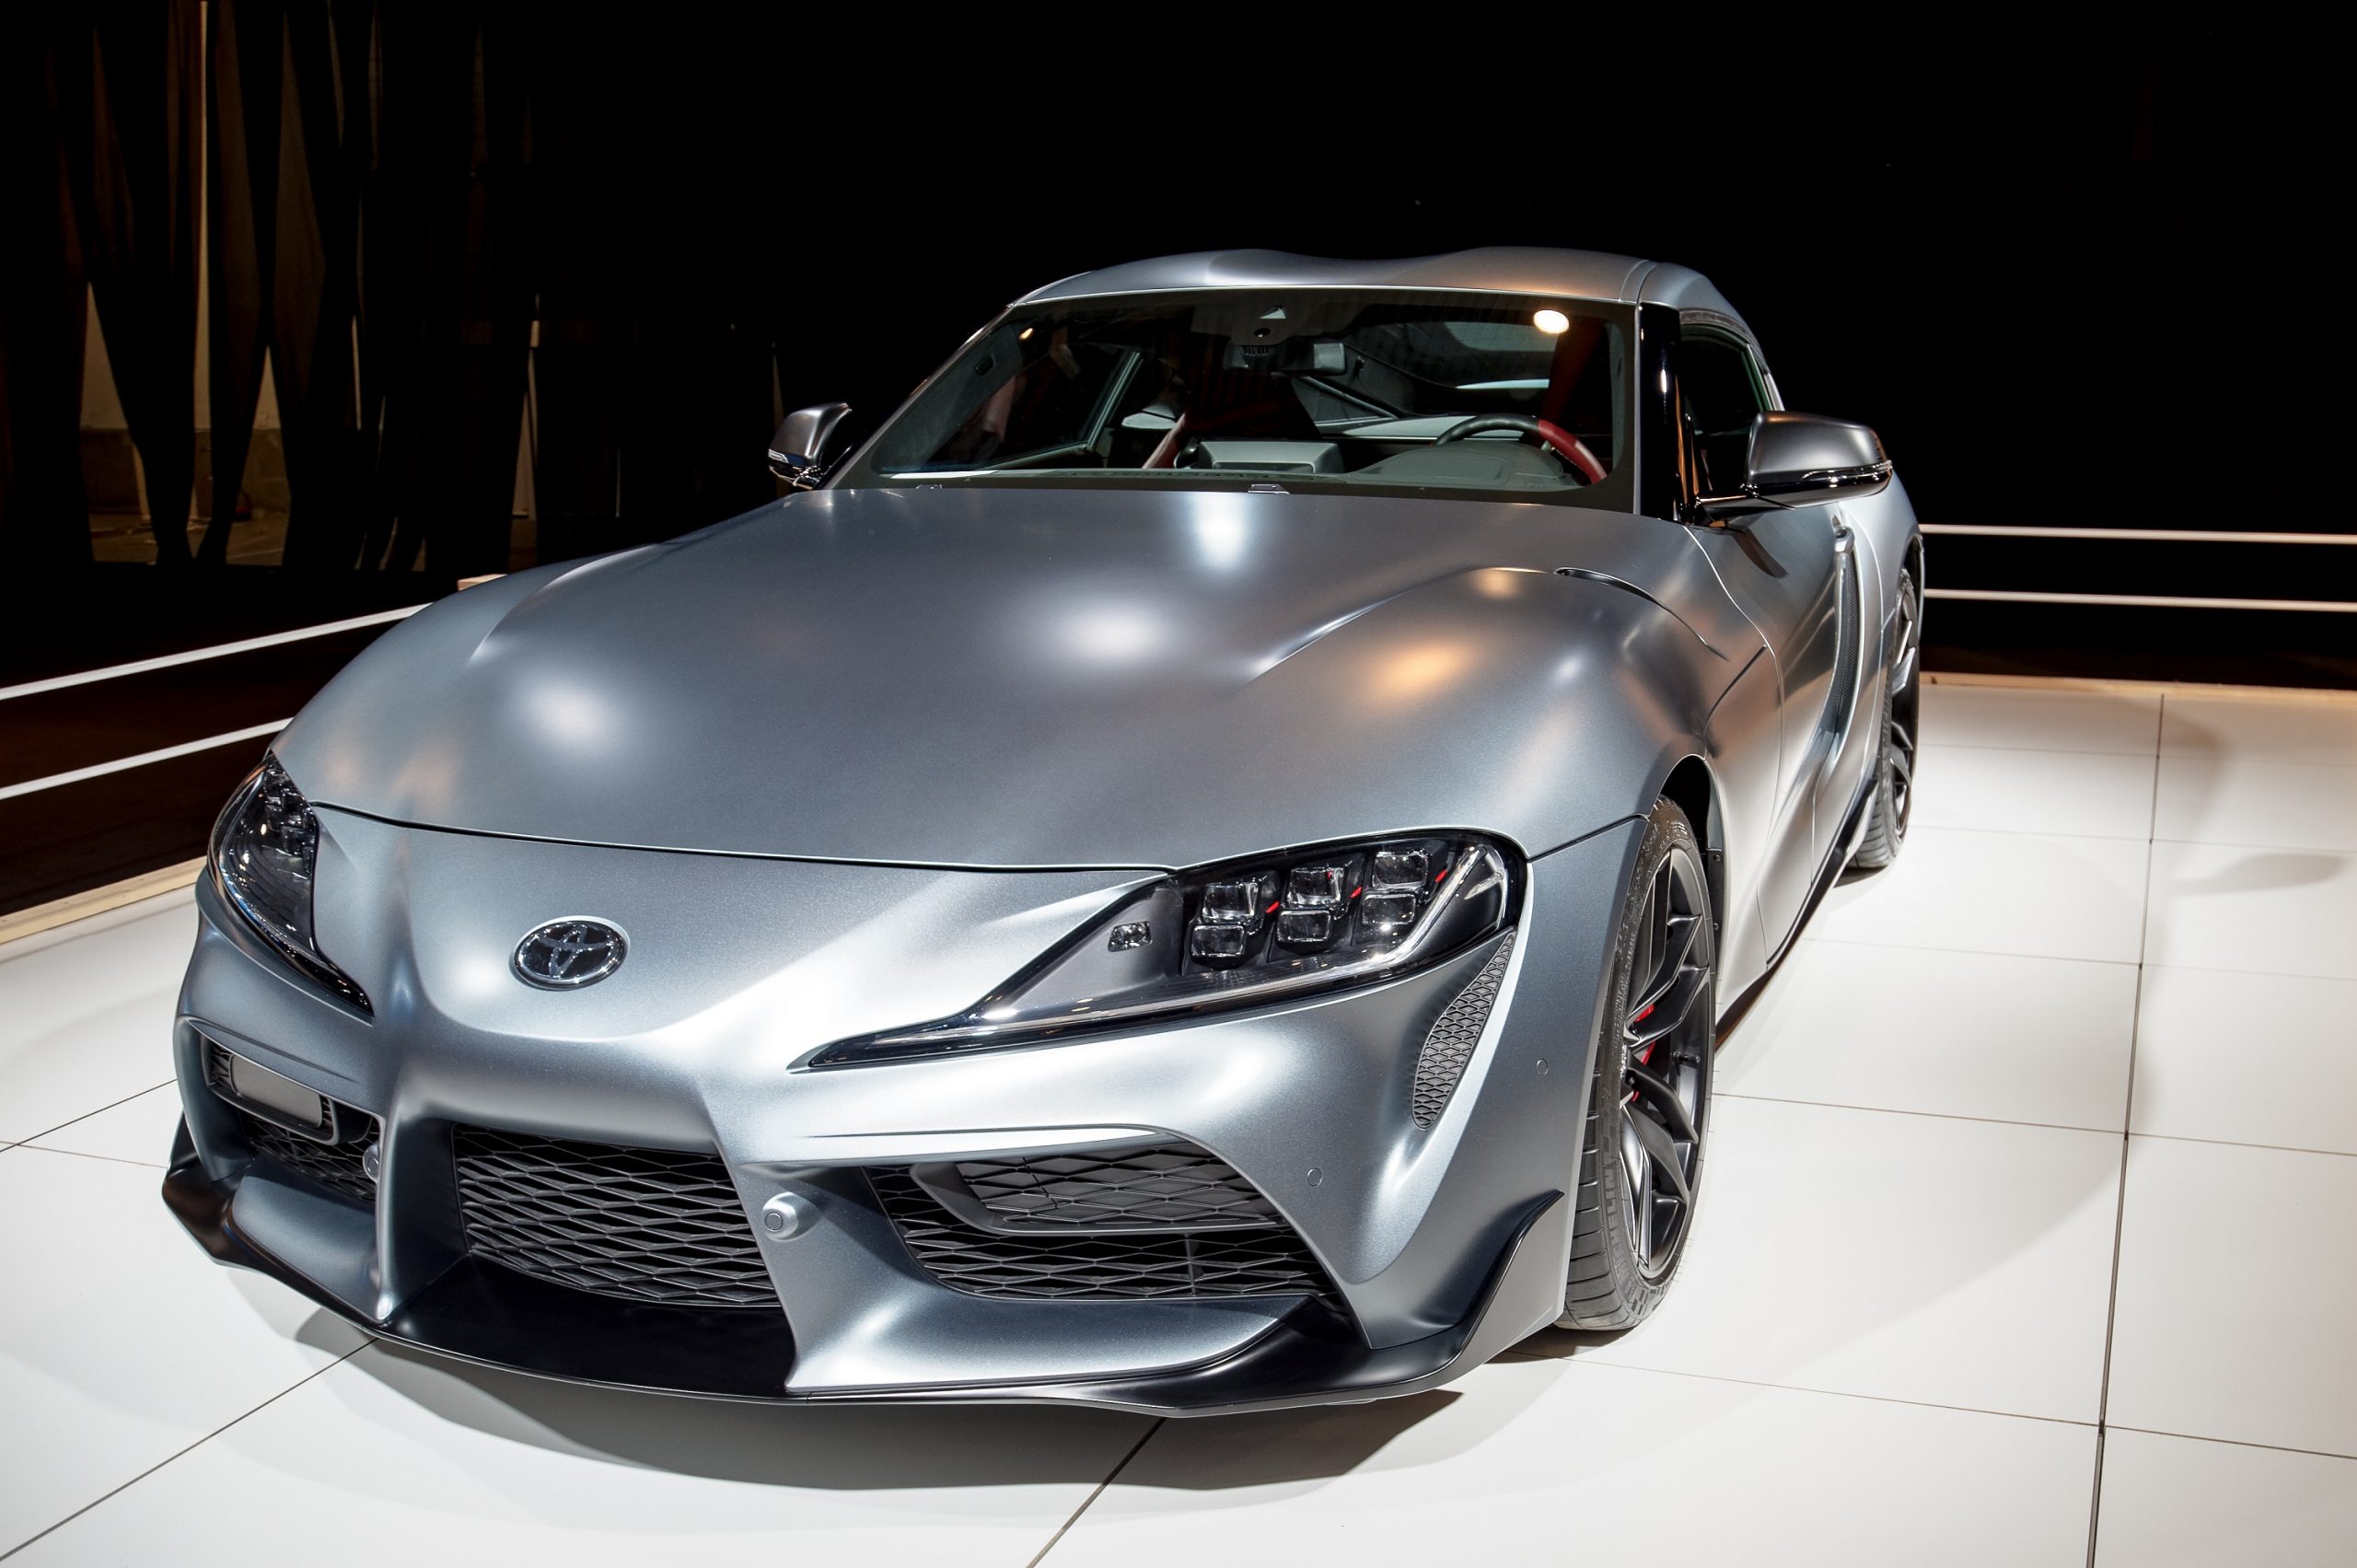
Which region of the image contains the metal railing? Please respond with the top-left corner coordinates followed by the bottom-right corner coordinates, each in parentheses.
top-left (1918, 523), bottom-right (2357, 613)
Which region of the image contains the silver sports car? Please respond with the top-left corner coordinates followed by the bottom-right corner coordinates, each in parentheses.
top-left (167, 248), bottom-right (1921, 1414)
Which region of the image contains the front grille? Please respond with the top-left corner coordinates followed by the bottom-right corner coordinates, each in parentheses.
top-left (870, 1160), bottom-right (1339, 1302)
top-left (1411, 933), bottom-right (1515, 1128)
top-left (945, 1145), bottom-right (1281, 1231)
top-left (452, 1127), bottom-right (774, 1307)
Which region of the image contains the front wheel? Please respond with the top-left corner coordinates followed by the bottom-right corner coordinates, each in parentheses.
top-left (1560, 797), bottom-right (1717, 1330)
top-left (1852, 566), bottom-right (1921, 871)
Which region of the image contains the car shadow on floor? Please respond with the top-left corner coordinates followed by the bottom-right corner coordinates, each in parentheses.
top-left (334, 1330), bottom-right (1463, 1489)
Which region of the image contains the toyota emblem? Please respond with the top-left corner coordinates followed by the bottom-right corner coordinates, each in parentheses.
top-left (513, 919), bottom-right (628, 989)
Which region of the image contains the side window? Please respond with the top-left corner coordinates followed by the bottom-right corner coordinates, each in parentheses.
top-left (1676, 331), bottom-right (1769, 494)
top-left (927, 335), bottom-right (1142, 468)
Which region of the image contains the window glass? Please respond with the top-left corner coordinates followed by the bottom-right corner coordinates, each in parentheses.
top-left (839, 291), bottom-right (1632, 510)
top-left (1677, 332), bottom-right (1768, 494)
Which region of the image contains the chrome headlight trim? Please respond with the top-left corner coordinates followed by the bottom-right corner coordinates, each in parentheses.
top-left (811, 835), bottom-right (1518, 1066)
top-left (209, 758), bottom-right (372, 1014)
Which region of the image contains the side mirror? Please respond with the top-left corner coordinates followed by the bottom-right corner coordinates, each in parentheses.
top-left (769, 402), bottom-right (853, 490)
top-left (1696, 412), bottom-right (1890, 526)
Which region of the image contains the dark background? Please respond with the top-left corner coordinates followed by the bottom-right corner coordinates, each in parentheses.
top-left (0, 11), bottom-right (2347, 913)
top-left (4, 14), bottom-right (2347, 653)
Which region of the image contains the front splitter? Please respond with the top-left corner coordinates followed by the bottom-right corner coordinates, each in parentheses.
top-left (164, 1132), bottom-right (1563, 1417)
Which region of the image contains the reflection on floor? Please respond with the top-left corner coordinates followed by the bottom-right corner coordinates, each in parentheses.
top-left (3, 680), bottom-right (2353, 1565)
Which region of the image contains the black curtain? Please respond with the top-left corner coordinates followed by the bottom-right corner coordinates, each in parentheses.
top-left (68, 6), bottom-right (203, 567)
top-left (198, 0), bottom-right (274, 565)
top-left (203, 0), bottom-right (376, 571)
top-left (523, 30), bottom-right (626, 564)
top-left (526, 29), bottom-right (785, 566)
top-left (0, 15), bottom-right (92, 586)
top-left (368, 5), bottom-right (530, 578)
top-left (3, 20), bottom-right (2339, 603)
top-left (0, 9), bottom-right (207, 585)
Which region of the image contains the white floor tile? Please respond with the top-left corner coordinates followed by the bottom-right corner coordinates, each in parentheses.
top-left (0, 1146), bottom-right (369, 1555)
top-left (1573, 1098), bottom-right (2121, 1422)
top-left (2094, 1428), bottom-right (2357, 1568)
top-left (1912, 745), bottom-right (2156, 840)
top-left (2131, 968), bottom-right (2357, 1156)
top-left (2143, 842), bottom-right (2357, 981)
top-left (1050, 1359), bottom-right (2095, 1568)
top-left (1723, 940), bottom-right (2137, 1131)
top-left (11, 1339), bottom-right (1151, 1568)
top-left (2154, 756), bottom-right (2357, 853)
top-left (2107, 1136), bottom-right (2357, 1457)
top-left (27, 1081), bottom-right (181, 1167)
top-left (1812, 827), bottom-right (2150, 965)
top-left (1922, 683), bottom-right (2161, 754)
top-left (0, 889), bottom-right (193, 1142)
top-left (2161, 693), bottom-right (2357, 766)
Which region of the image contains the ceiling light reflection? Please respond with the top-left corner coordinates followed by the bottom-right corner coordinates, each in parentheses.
top-left (1063, 606), bottom-right (1163, 663)
top-left (1373, 642), bottom-right (1473, 702)
top-left (533, 685), bottom-right (615, 748)
top-left (1191, 500), bottom-right (1250, 571)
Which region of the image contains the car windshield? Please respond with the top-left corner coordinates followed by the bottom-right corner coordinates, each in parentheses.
top-left (836, 290), bottom-right (1631, 509)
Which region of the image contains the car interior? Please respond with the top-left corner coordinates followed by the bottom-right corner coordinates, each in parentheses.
top-left (873, 293), bottom-right (1629, 496)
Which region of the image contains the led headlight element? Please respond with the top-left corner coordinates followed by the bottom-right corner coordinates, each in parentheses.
top-left (210, 758), bottom-right (371, 1011)
top-left (818, 833), bottom-right (1516, 1064)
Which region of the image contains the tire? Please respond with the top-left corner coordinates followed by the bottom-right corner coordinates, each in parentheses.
top-left (1852, 565), bottom-right (1921, 871)
top-left (1560, 797), bottom-right (1718, 1330)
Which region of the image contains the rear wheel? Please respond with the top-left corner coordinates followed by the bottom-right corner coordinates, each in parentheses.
top-left (1561, 798), bottom-right (1717, 1330)
top-left (1853, 566), bottom-right (1921, 870)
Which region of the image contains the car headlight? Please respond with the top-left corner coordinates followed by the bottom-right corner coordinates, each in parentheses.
top-left (814, 834), bottom-right (1516, 1064)
top-left (210, 758), bottom-right (371, 1012)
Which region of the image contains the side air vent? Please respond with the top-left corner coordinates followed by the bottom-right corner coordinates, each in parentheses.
top-left (1411, 933), bottom-right (1515, 1128)
top-left (204, 1040), bottom-right (378, 1204)
top-left (914, 1144), bottom-right (1282, 1235)
top-left (1821, 531), bottom-right (1862, 738)
top-left (239, 1113), bottom-right (379, 1203)
top-left (869, 1157), bottom-right (1339, 1303)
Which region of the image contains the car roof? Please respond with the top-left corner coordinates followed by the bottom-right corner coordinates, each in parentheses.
top-left (1016, 247), bottom-right (1754, 338)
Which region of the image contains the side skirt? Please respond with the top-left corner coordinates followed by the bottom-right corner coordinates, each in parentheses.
top-left (1713, 757), bottom-right (1877, 1047)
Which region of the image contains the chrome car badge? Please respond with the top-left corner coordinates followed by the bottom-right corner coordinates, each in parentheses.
top-left (513, 919), bottom-right (627, 989)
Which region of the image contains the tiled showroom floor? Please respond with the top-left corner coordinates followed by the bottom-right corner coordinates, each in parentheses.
top-left (3, 679), bottom-right (2352, 1565)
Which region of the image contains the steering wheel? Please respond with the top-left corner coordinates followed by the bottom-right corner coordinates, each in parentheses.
top-left (1434, 414), bottom-right (1606, 484)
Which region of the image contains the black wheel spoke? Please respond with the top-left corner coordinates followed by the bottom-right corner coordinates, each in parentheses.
top-left (1628, 912), bottom-right (1702, 1019)
top-left (1626, 959), bottom-right (1708, 1050)
top-left (1864, 575), bottom-right (1922, 857)
top-left (1621, 1106), bottom-right (1693, 1205)
top-left (1625, 1062), bottom-right (1700, 1142)
top-left (1608, 825), bottom-right (1716, 1286)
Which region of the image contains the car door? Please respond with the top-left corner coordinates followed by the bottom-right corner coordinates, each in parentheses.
top-left (1677, 323), bottom-right (1847, 946)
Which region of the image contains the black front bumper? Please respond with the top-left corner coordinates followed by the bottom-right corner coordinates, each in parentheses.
top-left (164, 1125), bottom-right (1564, 1416)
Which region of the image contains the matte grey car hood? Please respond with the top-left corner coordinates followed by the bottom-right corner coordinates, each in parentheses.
top-left (278, 484), bottom-right (1752, 869)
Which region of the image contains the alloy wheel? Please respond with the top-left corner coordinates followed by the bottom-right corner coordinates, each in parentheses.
top-left (1885, 579), bottom-right (1921, 838)
top-left (1617, 842), bottom-right (1715, 1280)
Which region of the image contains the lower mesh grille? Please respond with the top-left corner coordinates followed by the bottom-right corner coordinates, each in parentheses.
top-left (870, 1158), bottom-right (1338, 1302)
top-left (1411, 933), bottom-right (1515, 1128)
top-left (946, 1145), bottom-right (1281, 1231)
top-left (452, 1127), bottom-right (774, 1307)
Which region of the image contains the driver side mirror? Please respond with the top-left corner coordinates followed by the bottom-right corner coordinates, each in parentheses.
top-left (769, 402), bottom-right (853, 490)
top-left (1695, 412), bottom-right (1890, 526)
